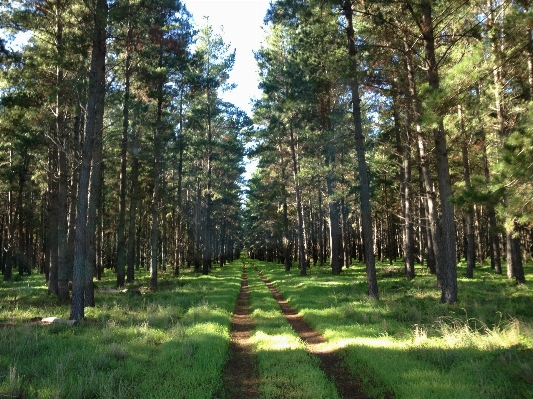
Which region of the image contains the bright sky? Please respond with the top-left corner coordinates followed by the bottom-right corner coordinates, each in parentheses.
top-left (184, 0), bottom-right (269, 182)
top-left (184, 0), bottom-right (271, 116)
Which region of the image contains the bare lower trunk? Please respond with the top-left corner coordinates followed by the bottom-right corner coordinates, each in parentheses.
top-left (116, 31), bottom-right (132, 288)
top-left (421, 0), bottom-right (457, 303)
top-left (397, 100), bottom-right (414, 280)
top-left (47, 150), bottom-right (59, 293)
top-left (126, 148), bottom-right (138, 282)
top-left (289, 125), bottom-right (307, 275)
top-left (327, 165), bottom-right (341, 274)
top-left (459, 106), bottom-right (475, 278)
top-left (70, 0), bottom-right (107, 320)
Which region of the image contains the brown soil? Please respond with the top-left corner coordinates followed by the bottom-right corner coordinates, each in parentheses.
top-left (219, 267), bottom-right (260, 398)
top-left (220, 264), bottom-right (393, 399)
top-left (254, 267), bottom-right (373, 399)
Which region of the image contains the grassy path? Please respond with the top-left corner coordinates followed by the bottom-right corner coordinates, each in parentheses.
top-left (221, 262), bottom-right (383, 398)
top-left (253, 266), bottom-right (377, 399)
top-left (220, 266), bottom-right (259, 398)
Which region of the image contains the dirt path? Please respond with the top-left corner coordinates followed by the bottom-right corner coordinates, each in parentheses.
top-left (221, 264), bottom-right (390, 399)
top-left (220, 266), bottom-right (260, 398)
top-left (254, 267), bottom-right (374, 399)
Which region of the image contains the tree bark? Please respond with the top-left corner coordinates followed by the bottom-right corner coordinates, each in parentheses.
top-left (126, 134), bottom-right (139, 282)
top-left (459, 105), bottom-right (475, 278)
top-left (395, 98), bottom-right (414, 280)
top-left (343, 0), bottom-right (378, 299)
top-left (421, 0), bottom-right (458, 303)
top-left (151, 47), bottom-right (164, 290)
top-left (116, 26), bottom-right (132, 288)
top-left (289, 124), bottom-right (308, 275)
top-left (70, 0), bottom-right (107, 320)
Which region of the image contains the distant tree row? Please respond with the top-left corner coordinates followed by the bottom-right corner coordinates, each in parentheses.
top-left (244, 0), bottom-right (533, 303)
top-left (0, 0), bottom-right (247, 319)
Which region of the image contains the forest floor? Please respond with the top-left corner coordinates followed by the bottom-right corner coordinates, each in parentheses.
top-left (220, 263), bottom-right (390, 399)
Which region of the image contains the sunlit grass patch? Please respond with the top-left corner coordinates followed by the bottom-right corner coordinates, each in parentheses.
top-left (253, 258), bottom-right (533, 399)
top-left (253, 330), bottom-right (304, 351)
top-left (246, 266), bottom-right (341, 399)
top-left (0, 263), bottom-right (242, 398)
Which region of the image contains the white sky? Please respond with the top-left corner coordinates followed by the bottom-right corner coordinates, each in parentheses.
top-left (184, 0), bottom-right (269, 183)
top-left (184, 0), bottom-right (271, 116)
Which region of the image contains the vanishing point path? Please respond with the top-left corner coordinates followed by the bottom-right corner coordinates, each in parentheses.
top-left (220, 263), bottom-right (380, 399)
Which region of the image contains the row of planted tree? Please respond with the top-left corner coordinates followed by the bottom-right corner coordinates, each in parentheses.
top-left (243, 0), bottom-right (533, 303)
top-left (0, 0), bottom-right (247, 319)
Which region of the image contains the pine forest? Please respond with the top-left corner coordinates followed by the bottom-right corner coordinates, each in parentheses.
top-left (0, 1), bottom-right (533, 398)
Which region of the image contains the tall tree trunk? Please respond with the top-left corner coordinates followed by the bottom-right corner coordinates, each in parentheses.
top-left (47, 149), bottom-right (59, 293)
top-left (203, 121), bottom-right (213, 275)
top-left (343, 0), bottom-right (378, 298)
top-left (327, 143), bottom-right (342, 275)
top-left (70, 0), bottom-right (107, 320)
top-left (67, 108), bottom-right (82, 283)
top-left (289, 124), bottom-right (308, 275)
top-left (280, 150), bottom-right (292, 272)
top-left (55, 8), bottom-right (69, 300)
top-left (459, 105), bottom-right (475, 278)
top-left (151, 48), bottom-right (164, 289)
top-left (116, 27), bottom-right (132, 288)
top-left (126, 134), bottom-right (139, 282)
top-left (396, 99), bottom-right (414, 280)
top-left (488, 0), bottom-right (524, 281)
top-left (174, 84), bottom-right (185, 276)
top-left (57, 130), bottom-right (69, 299)
top-left (420, 0), bottom-right (458, 303)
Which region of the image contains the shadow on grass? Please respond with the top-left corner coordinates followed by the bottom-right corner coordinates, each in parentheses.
top-left (0, 266), bottom-right (242, 399)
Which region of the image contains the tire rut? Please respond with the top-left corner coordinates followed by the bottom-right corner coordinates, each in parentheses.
top-left (219, 266), bottom-right (260, 398)
top-left (254, 266), bottom-right (377, 399)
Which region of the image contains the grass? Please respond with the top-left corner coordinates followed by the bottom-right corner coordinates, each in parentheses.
top-left (1, 259), bottom-right (532, 398)
top-left (0, 267), bottom-right (241, 399)
top-left (246, 267), bottom-right (341, 399)
top-left (252, 258), bottom-right (533, 399)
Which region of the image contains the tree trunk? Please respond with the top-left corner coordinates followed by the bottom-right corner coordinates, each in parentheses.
top-left (116, 27), bottom-right (132, 288)
top-left (174, 84), bottom-right (185, 276)
top-left (343, 0), bottom-right (378, 299)
top-left (67, 108), bottom-right (82, 283)
top-left (289, 124), bottom-right (308, 275)
top-left (47, 149), bottom-right (59, 293)
top-left (151, 48), bottom-right (164, 290)
top-left (421, 0), bottom-right (458, 303)
top-left (55, 10), bottom-right (69, 300)
top-left (126, 137), bottom-right (139, 282)
top-left (506, 222), bottom-right (526, 283)
top-left (396, 99), bottom-right (414, 280)
top-left (70, 0), bottom-right (107, 321)
top-left (459, 105), bottom-right (475, 278)
top-left (327, 152), bottom-right (342, 275)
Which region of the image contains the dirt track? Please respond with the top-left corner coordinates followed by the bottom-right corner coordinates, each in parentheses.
top-left (220, 264), bottom-right (382, 399)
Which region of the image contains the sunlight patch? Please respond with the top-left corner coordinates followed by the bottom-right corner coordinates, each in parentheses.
top-left (253, 331), bottom-right (303, 351)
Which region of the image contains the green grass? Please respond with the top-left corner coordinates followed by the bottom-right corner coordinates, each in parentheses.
top-left (252, 258), bottom-right (533, 399)
top-left (2, 259), bottom-right (532, 398)
top-left (0, 267), bottom-right (241, 399)
top-left (246, 268), bottom-right (341, 399)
